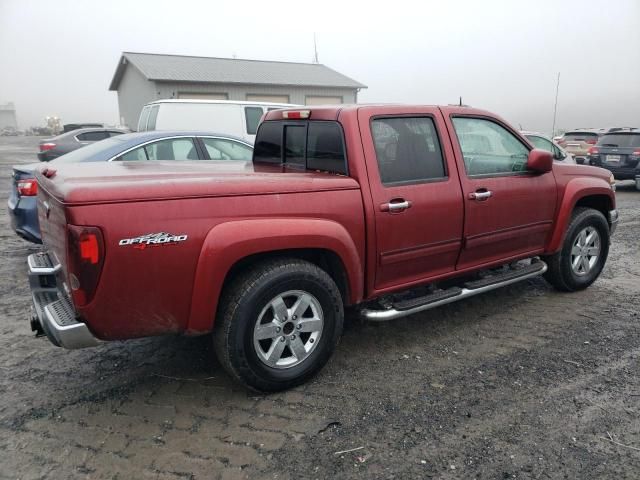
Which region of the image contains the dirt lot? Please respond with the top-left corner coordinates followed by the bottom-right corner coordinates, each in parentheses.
top-left (0, 135), bottom-right (638, 480)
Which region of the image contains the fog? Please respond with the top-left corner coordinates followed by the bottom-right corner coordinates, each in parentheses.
top-left (1, 0), bottom-right (638, 133)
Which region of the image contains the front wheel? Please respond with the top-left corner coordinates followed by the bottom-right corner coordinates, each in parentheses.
top-left (214, 258), bottom-right (343, 392)
top-left (543, 207), bottom-right (610, 292)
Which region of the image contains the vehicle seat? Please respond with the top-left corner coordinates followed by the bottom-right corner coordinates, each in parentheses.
top-left (392, 131), bottom-right (444, 182)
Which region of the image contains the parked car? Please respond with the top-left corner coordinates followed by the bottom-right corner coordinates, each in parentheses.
top-left (37, 127), bottom-right (129, 162)
top-left (137, 100), bottom-right (297, 143)
top-left (9, 131), bottom-right (253, 243)
top-left (556, 130), bottom-right (601, 164)
top-left (522, 131), bottom-right (574, 163)
top-left (587, 130), bottom-right (640, 190)
top-left (28, 105), bottom-right (617, 392)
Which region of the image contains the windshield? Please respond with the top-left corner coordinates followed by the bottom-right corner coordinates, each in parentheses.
top-left (50, 136), bottom-right (127, 164)
top-left (597, 133), bottom-right (640, 148)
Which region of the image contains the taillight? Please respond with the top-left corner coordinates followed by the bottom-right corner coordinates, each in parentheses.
top-left (17, 178), bottom-right (38, 196)
top-left (588, 146), bottom-right (599, 155)
top-left (67, 225), bottom-right (105, 307)
top-left (585, 139), bottom-right (597, 145)
top-left (632, 149), bottom-right (640, 156)
top-left (40, 143), bottom-right (56, 152)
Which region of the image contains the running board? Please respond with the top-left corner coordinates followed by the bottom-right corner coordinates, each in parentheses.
top-left (361, 260), bottom-right (547, 322)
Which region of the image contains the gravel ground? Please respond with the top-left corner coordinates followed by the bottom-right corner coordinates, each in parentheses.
top-left (0, 136), bottom-right (638, 480)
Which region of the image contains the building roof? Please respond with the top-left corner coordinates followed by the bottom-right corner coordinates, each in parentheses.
top-left (109, 52), bottom-right (367, 91)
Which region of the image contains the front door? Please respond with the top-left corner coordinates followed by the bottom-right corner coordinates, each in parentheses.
top-left (443, 111), bottom-right (557, 270)
top-left (358, 107), bottom-right (464, 292)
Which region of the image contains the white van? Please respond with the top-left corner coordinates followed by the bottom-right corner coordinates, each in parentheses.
top-left (136, 100), bottom-right (297, 143)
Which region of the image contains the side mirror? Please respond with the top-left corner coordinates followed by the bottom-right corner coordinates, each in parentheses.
top-left (527, 148), bottom-right (553, 173)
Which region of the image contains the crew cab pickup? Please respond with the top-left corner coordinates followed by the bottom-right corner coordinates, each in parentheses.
top-left (29, 105), bottom-right (619, 391)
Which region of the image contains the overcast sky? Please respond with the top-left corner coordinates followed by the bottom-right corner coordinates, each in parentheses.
top-left (1, 0), bottom-right (638, 133)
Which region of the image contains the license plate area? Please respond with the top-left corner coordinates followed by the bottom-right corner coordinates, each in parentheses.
top-left (607, 155), bottom-right (621, 163)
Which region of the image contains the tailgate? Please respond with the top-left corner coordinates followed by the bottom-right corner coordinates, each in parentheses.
top-left (37, 184), bottom-right (68, 282)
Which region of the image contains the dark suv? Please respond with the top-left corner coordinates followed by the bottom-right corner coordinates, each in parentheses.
top-left (587, 130), bottom-right (640, 189)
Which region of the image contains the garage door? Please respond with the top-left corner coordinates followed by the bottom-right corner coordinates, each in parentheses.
top-left (177, 92), bottom-right (228, 100)
top-left (305, 96), bottom-right (343, 105)
top-left (246, 94), bottom-right (290, 103)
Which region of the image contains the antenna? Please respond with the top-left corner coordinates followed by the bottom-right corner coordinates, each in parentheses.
top-left (459, 96), bottom-right (463, 106)
top-left (313, 33), bottom-right (319, 63)
top-left (551, 72), bottom-right (560, 136)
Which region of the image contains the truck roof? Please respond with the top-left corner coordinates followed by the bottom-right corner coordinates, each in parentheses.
top-left (263, 104), bottom-right (496, 122)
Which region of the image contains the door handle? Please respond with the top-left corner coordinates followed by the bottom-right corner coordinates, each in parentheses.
top-left (380, 199), bottom-right (412, 212)
top-left (468, 190), bottom-right (492, 201)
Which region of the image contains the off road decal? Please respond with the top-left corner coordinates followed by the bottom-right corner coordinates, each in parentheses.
top-left (119, 232), bottom-right (188, 250)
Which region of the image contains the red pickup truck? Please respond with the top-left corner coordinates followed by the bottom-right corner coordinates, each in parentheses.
top-left (29, 105), bottom-right (618, 391)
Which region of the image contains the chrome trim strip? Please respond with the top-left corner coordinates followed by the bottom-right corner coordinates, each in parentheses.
top-left (361, 262), bottom-right (547, 321)
top-left (107, 135), bottom-right (253, 162)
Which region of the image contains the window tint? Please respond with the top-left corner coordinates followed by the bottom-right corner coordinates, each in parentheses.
top-left (245, 107), bottom-right (264, 135)
top-left (77, 131), bottom-right (109, 142)
top-left (144, 138), bottom-right (197, 161)
top-left (307, 122), bottom-right (347, 174)
top-left (107, 131), bottom-right (124, 137)
top-left (254, 120), bottom-right (348, 174)
top-left (284, 125), bottom-right (306, 166)
top-left (372, 117), bottom-right (446, 185)
top-left (147, 105), bottom-right (160, 130)
top-left (452, 117), bottom-right (529, 176)
top-left (253, 121), bottom-right (282, 163)
top-left (138, 107), bottom-right (150, 131)
top-left (598, 133), bottom-right (640, 148)
top-left (120, 147), bottom-right (147, 161)
top-left (202, 138), bottom-right (253, 160)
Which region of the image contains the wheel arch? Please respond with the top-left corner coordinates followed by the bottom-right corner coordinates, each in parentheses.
top-left (186, 219), bottom-right (363, 334)
top-left (546, 179), bottom-right (614, 253)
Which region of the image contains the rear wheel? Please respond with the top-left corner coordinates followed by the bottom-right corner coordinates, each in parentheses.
top-left (543, 207), bottom-right (610, 292)
top-left (214, 258), bottom-right (343, 392)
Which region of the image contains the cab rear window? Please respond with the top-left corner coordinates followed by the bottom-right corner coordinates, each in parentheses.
top-left (253, 120), bottom-right (347, 175)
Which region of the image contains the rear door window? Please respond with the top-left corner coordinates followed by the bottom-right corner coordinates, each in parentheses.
top-left (245, 107), bottom-right (264, 135)
top-left (307, 122), bottom-right (346, 174)
top-left (145, 138), bottom-right (198, 161)
top-left (119, 147), bottom-right (148, 161)
top-left (371, 117), bottom-right (446, 185)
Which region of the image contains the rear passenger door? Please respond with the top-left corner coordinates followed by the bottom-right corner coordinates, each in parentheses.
top-left (358, 107), bottom-right (464, 291)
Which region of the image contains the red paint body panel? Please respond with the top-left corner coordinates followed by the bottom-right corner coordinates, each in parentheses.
top-left (34, 105), bottom-right (616, 342)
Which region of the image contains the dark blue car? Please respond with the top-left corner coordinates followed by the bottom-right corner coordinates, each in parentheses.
top-left (8, 131), bottom-right (253, 243)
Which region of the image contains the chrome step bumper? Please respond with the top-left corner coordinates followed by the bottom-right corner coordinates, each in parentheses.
top-left (361, 260), bottom-right (547, 322)
top-left (28, 252), bottom-right (101, 349)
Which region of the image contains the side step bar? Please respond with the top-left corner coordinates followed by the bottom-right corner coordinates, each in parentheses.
top-left (361, 260), bottom-right (547, 322)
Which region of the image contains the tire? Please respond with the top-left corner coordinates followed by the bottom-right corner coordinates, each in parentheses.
top-left (213, 258), bottom-right (344, 392)
top-left (543, 207), bottom-right (610, 292)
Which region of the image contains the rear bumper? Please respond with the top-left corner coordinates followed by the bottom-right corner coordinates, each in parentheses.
top-left (8, 196), bottom-right (42, 243)
top-left (609, 209), bottom-right (619, 236)
top-left (28, 252), bottom-right (100, 349)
